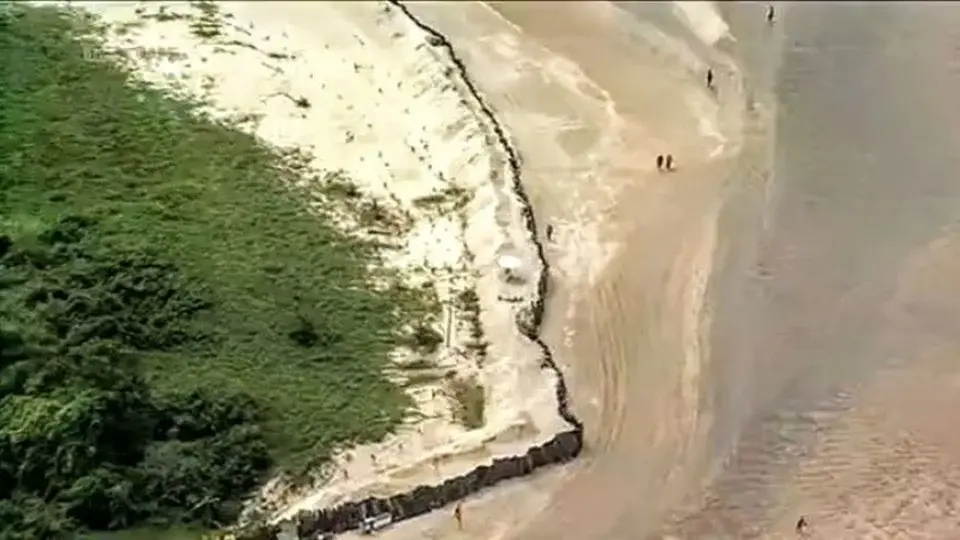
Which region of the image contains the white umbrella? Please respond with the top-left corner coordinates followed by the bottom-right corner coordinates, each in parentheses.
top-left (497, 254), bottom-right (522, 271)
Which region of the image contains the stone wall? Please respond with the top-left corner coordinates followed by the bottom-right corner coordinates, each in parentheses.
top-left (236, 3), bottom-right (584, 538)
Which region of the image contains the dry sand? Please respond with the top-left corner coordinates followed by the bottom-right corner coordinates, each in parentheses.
top-left (68, 0), bottom-right (569, 525)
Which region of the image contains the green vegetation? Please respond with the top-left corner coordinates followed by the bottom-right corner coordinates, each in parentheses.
top-left (1, 5), bottom-right (430, 537)
top-left (187, 1), bottom-right (223, 40)
top-left (407, 322), bottom-right (444, 354)
top-left (457, 288), bottom-right (488, 364)
top-left (411, 186), bottom-right (470, 212)
top-left (0, 218), bottom-right (270, 537)
top-left (448, 376), bottom-right (485, 430)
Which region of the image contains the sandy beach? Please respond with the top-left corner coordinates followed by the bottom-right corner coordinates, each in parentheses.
top-left (42, 1), bottom-right (960, 538)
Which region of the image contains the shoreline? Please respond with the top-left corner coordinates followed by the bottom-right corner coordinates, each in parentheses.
top-left (369, 2), bottom-right (760, 539)
top-left (66, 0), bottom-right (582, 534)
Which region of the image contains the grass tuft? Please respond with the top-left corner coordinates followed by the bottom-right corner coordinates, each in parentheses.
top-left (448, 376), bottom-right (485, 430)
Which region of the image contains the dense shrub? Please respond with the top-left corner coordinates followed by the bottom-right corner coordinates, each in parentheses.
top-left (0, 217), bottom-right (271, 538)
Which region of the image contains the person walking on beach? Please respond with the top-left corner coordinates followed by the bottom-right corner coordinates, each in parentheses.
top-left (546, 224), bottom-right (554, 242)
top-left (766, 4), bottom-right (775, 24)
top-left (664, 154), bottom-right (674, 171)
top-left (795, 515), bottom-right (808, 536)
top-left (706, 68), bottom-right (715, 90)
top-left (656, 154), bottom-right (664, 171)
top-left (454, 502), bottom-right (463, 530)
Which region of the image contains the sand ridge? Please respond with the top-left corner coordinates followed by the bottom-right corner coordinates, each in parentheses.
top-left (68, 0), bottom-right (572, 526)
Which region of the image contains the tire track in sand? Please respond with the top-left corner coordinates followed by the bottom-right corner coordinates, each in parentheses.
top-left (386, 3), bottom-right (742, 539)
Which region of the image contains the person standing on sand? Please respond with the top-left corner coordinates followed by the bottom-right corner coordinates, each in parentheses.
top-left (795, 515), bottom-right (808, 536)
top-left (656, 154), bottom-right (664, 171)
top-left (767, 4), bottom-right (775, 24)
top-left (454, 502), bottom-right (463, 530)
top-left (706, 68), bottom-right (715, 90)
top-left (546, 224), bottom-right (554, 241)
top-left (665, 154), bottom-right (674, 171)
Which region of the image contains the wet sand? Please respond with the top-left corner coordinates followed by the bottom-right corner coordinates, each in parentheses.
top-left (662, 3), bottom-right (960, 538)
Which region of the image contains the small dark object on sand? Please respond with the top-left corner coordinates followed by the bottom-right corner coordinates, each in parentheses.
top-left (795, 516), bottom-right (808, 535)
top-left (706, 68), bottom-right (714, 89)
top-left (656, 154), bottom-right (664, 170)
top-left (546, 224), bottom-right (554, 241)
top-left (767, 4), bottom-right (775, 24)
top-left (665, 154), bottom-right (674, 171)
top-left (454, 502), bottom-right (463, 530)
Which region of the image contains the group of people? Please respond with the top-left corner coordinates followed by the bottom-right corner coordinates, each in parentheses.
top-left (655, 153), bottom-right (675, 172)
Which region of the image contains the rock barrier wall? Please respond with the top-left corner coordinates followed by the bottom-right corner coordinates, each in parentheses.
top-left (236, 3), bottom-right (583, 538)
